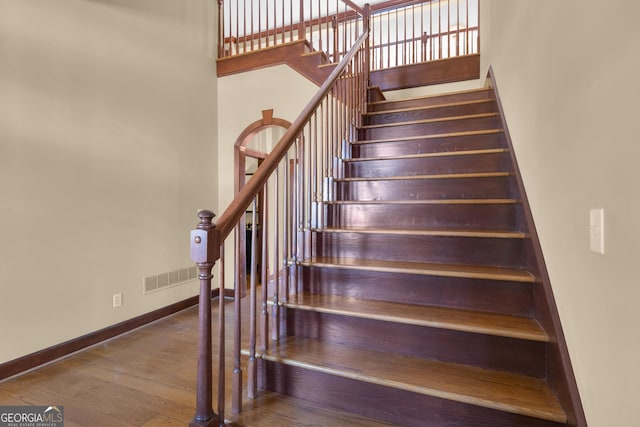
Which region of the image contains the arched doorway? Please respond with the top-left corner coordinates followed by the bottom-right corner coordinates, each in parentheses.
top-left (234, 109), bottom-right (291, 292)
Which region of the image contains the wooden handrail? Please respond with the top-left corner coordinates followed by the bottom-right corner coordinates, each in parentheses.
top-left (216, 29), bottom-right (370, 243)
top-left (190, 7), bottom-right (370, 423)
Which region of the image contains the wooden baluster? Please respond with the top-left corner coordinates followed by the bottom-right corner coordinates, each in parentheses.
top-left (257, 0), bottom-right (262, 49)
top-left (419, 2), bottom-right (423, 62)
top-left (281, 2), bottom-right (286, 44)
top-left (243, 0), bottom-right (246, 53)
top-left (466, 0), bottom-right (469, 55)
top-left (260, 185), bottom-right (269, 354)
top-left (232, 223), bottom-right (242, 414)
top-left (298, 0), bottom-right (304, 40)
top-left (447, 0), bottom-right (450, 58)
top-left (456, 0), bottom-right (460, 56)
top-left (289, 0), bottom-right (294, 42)
top-left (248, 198), bottom-right (258, 400)
top-left (250, 0), bottom-right (254, 51)
top-left (189, 210), bottom-right (220, 427)
top-left (331, 15), bottom-right (340, 63)
top-left (403, 6), bottom-right (407, 65)
top-left (217, 0), bottom-right (224, 57)
top-left (411, 4), bottom-right (416, 64)
top-left (266, 0), bottom-right (270, 47)
top-left (217, 246), bottom-right (225, 422)
top-left (363, 3), bottom-right (370, 85)
top-left (271, 168), bottom-right (280, 341)
top-left (281, 152), bottom-right (290, 336)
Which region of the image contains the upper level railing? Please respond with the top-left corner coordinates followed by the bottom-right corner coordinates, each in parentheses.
top-left (369, 0), bottom-right (479, 70)
top-left (190, 6), bottom-right (370, 426)
top-left (218, 0), bottom-right (365, 63)
top-left (218, 0), bottom-right (479, 70)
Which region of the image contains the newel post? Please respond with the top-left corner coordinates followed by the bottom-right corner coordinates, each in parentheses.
top-left (190, 210), bottom-right (221, 427)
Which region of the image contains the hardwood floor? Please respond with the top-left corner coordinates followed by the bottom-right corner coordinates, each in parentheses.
top-left (0, 296), bottom-right (393, 427)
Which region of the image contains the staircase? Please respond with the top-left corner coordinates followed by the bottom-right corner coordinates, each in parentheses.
top-left (254, 87), bottom-right (570, 426)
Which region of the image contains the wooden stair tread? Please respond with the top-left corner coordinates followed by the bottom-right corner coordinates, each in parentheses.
top-left (300, 257), bottom-right (535, 283)
top-left (285, 293), bottom-right (548, 341)
top-left (325, 198), bottom-right (518, 205)
top-left (260, 338), bottom-right (566, 423)
top-left (312, 226), bottom-right (526, 239)
top-left (343, 147), bottom-right (508, 162)
top-left (359, 112), bottom-right (499, 130)
top-left (368, 88), bottom-right (491, 108)
top-left (350, 128), bottom-right (504, 145)
top-left (363, 98), bottom-right (494, 117)
top-left (336, 171), bottom-right (511, 182)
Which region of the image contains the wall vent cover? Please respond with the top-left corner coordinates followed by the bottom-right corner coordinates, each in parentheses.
top-left (144, 266), bottom-right (197, 294)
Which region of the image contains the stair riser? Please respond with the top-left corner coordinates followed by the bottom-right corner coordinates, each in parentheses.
top-left (352, 132), bottom-right (505, 158)
top-left (369, 90), bottom-right (492, 112)
top-left (301, 267), bottom-right (534, 316)
top-left (313, 233), bottom-right (526, 268)
top-left (327, 203), bottom-right (517, 230)
top-left (364, 101), bottom-right (496, 126)
top-left (345, 152), bottom-right (510, 178)
top-left (259, 361), bottom-right (563, 427)
top-left (287, 310), bottom-right (546, 377)
top-left (359, 116), bottom-right (501, 141)
top-left (336, 176), bottom-right (513, 200)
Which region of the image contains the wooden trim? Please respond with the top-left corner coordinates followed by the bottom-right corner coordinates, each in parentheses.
top-left (486, 66), bottom-right (587, 427)
top-left (0, 289), bottom-right (223, 382)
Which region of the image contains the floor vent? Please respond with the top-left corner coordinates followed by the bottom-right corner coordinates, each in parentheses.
top-left (144, 266), bottom-right (197, 294)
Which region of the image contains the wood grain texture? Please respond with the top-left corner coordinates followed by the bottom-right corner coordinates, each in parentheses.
top-left (300, 257), bottom-right (535, 282)
top-left (0, 301), bottom-right (393, 427)
top-left (260, 360), bottom-right (564, 427)
top-left (369, 54), bottom-right (481, 91)
top-left (368, 87), bottom-right (491, 112)
top-left (301, 266), bottom-right (536, 316)
top-left (260, 337), bottom-right (566, 423)
top-left (285, 293), bottom-right (547, 341)
top-left (363, 99), bottom-right (496, 125)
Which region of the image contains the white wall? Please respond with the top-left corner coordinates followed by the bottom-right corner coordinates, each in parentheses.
top-left (481, 1), bottom-right (640, 425)
top-left (0, 0), bottom-right (218, 363)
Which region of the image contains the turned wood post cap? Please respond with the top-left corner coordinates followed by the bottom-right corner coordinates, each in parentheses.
top-left (197, 210), bottom-right (216, 229)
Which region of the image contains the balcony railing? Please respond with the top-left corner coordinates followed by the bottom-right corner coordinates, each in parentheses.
top-left (218, 0), bottom-right (479, 70)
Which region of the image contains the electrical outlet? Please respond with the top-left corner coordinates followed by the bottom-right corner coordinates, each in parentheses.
top-left (112, 293), bottom-right (123, 308)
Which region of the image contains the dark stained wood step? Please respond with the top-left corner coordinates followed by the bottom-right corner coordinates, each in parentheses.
top-left (344, 148), bottom-right (511, 178)
top-left (313, 226), bottom-right (525, 239)
top-left (283, 300), bottom-right (547, 377)
top-left (368, 88), bottom-right (492, 112)
top-left (363, 99), bottom-right (497, 125)
top-left (335, 173), bottom-right (513, 201)
top-left (326, 198), bottom-right (518, 206)
top-left (301, 265), bottom-right (535, 317)
top-left (312, 229), bottom-right (527, 268)
top-left (284, 293), bottom-right (546, 342)
top-left (351, 129), bottom-right (506, 158)
top-left (359, 113), bottom-right (501, 141)
top-left (326, 200), bottom-right (518, 230)
top-left (299, 257), bottom-right (535, 283)
top-left (259, 338), bottom-right (567, 424)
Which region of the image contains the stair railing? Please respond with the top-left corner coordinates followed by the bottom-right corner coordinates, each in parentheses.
top-left (190, 5), bottom-right (370, 426)
top-left (219, 1), bottom-right (480, 72)
top-left (218, 0), bottom-right (365, 63)
top-left (369, 0), bottom-right (480, 70)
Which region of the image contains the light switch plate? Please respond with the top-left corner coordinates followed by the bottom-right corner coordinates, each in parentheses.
top-left (590, 208), bottom-right (605, 254)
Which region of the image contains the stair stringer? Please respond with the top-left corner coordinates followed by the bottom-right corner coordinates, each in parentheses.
top-left (486, 66), bottom-right (588, 427)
